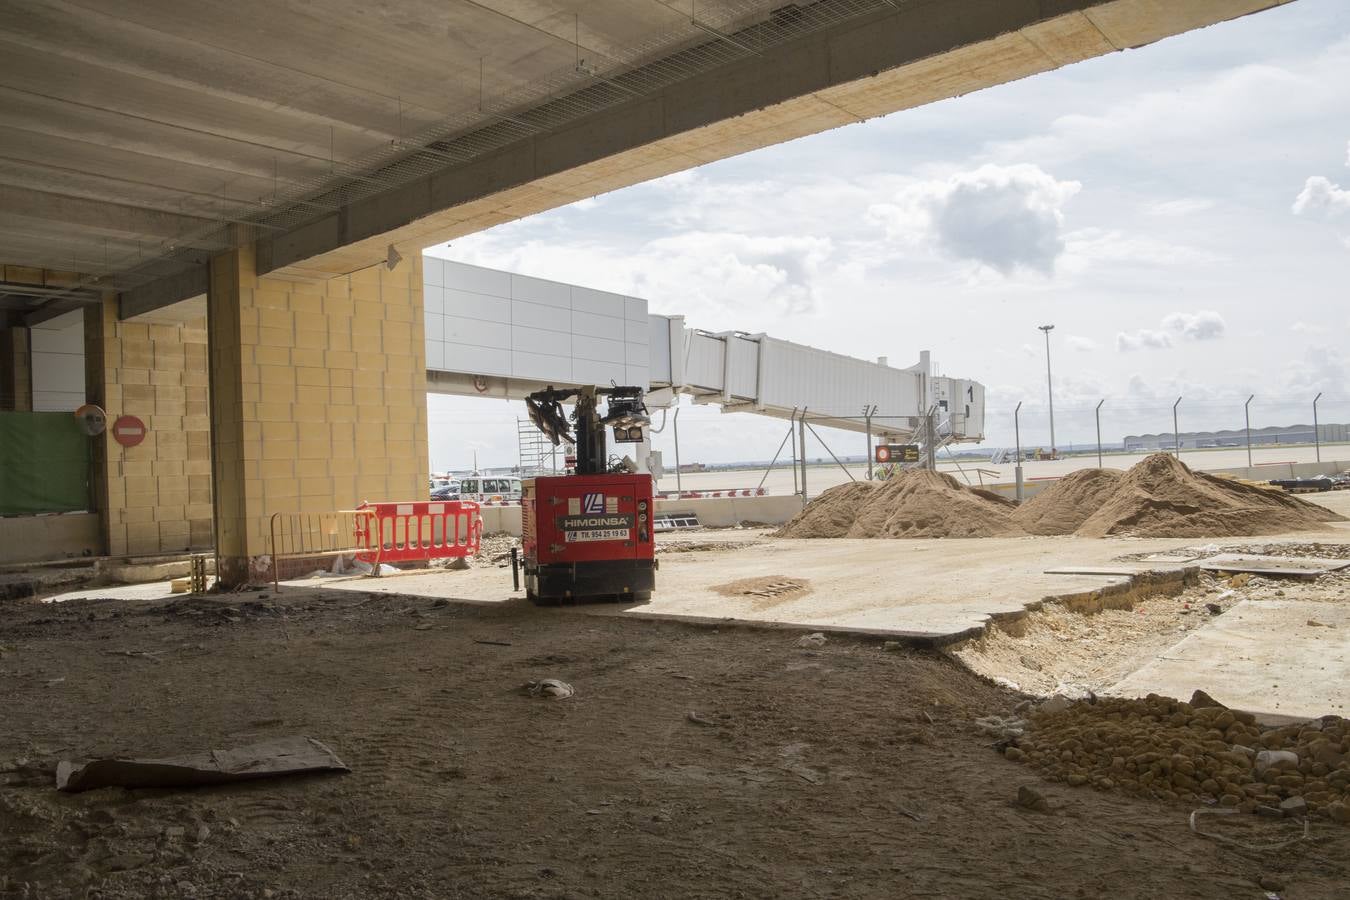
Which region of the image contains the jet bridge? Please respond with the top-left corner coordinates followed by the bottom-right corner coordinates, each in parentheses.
top-left (423, 258), bottom-right (984, 458)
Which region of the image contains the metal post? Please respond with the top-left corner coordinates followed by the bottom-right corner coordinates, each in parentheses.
top-left (798, 407), bottom-right (809, 502)
top-left (1172, 397), bottom-right (1183, 458)
top-left (790, 409), bottom-right (799, 496)
top-left (1244, 395), bottom-right (1254, 468)
top-left (1314, 392), bottom-right (1323, 463)
top-left (1095, 399), bottom-right (1104, 469)
top-left (1014, 401), bottom-right (1023, 502)
top-left (672, 408), bottom-right (682, 498)
top-left (864, 404), bottom-right (876, 481)
top-left (925, 406), bottom-right (937, 471)
top-left (1039, 324), bottom-right (1056, 456)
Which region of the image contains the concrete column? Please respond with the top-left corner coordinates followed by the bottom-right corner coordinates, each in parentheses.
top-left (85, 295), bottom-right (213, 557)
top-left (208, 244), bottom-right (428, 587)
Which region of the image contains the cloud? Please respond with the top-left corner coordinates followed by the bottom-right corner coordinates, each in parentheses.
top-left (868, 164), bottom-right (1081, 275)
top-left (438, 229), bottom-right (835, 322)
top-left (1116, 330), bottom-right (1173, 352)
top-left (1293, 175), bottom-right (1350, 218)
top-left (1116, 310), bottom-right (1226, 351)
top-left (1148, 198), bottom-right (1215, 217)
top-left (1065, 335), bottom-right (1099, 352)
top-left (1162, 310), bottom-right (1227, 341)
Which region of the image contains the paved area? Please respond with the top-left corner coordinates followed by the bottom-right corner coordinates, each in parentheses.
top-left (1111, 599), bottom-right (1350, 723)
top-left (279, 521), bottom-right (1350, 643)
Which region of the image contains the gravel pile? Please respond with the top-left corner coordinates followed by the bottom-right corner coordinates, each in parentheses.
top-left (1005, 692), bottom-right (1350, 822)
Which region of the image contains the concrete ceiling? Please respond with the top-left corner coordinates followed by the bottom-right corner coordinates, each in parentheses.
top-left (0, 0), bottom-right (1295, 322)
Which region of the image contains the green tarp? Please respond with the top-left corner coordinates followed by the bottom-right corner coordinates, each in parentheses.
top-left (0, 411), bottom-right (92, 516)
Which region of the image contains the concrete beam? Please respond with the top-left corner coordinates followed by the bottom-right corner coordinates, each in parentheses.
top-left (122, 0), bottom-right (1292, 316)
top-left (0, 184), bottom-right (218, 242)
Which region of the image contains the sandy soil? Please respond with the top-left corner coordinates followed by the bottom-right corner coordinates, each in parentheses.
top-left (5, 588), bottom-right (1349, 898)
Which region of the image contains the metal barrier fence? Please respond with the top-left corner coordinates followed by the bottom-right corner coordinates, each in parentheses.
top-left (268, 508), bottom-right (379, 590)
top-left (356, 500), bottom-right (483, 565)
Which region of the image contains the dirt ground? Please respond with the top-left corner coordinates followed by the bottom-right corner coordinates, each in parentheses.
top-left (3, 588), bottom-right (1349, 899)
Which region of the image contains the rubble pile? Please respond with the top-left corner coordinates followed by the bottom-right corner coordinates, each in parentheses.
top-left (1005, 692), bottom-right (1350, 822)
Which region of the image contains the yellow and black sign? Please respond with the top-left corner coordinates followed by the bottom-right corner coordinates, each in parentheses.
top-left (875, 443), bottom-right (921, 463)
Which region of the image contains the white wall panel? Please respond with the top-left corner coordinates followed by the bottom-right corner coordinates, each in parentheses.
top-left (429, 259), bottom-right (651, 387)
top-left (512, 350), bottom-right (574, 381)
top-left (511, 274), bottom-right (569, 308)
top-left (424, 256), bottom-right (445, 288)
top-left (445, 315), bottom-right (509, 349)
top-left (425, 341), bottom-right (445, 369)
top-left (572, 358), bottom-right (626, 385)
top-left (624, 319), bottom-right (649, 345)
top-left (446, 343), bottom-right (510, 377)
top-left (647, 317), bottom-right (672, 384)
top-left (573, 334), bottom-right (624, 364)
top-left (423, 311), bottom-right (442, 342)
top-left (571, 286), bottom-right (626, 319)
top-left (516, 299), bottom-right (571, 333)
top-left (443, 287), bottom-right (510, 324)
top-left (512, 324), bottom-right (569, 357)
top-left (571, 309), bottom-right (625, 342)
top-left (452, 264), bottom-right (511, 297)
top-left (30, 310), bottom-right (85, 412)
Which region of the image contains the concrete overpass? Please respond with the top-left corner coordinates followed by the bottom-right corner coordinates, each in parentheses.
top-left (0, 0), bottom-right (1295, 583)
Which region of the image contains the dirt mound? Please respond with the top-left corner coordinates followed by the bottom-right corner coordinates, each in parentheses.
top-left (1076, 453), bottom-right (1342, 538)
top-left (1013, 468), bottom-right (1124, 535)
top-left (779, 469), bottom-right (1024, 539)
top-left (1006, 693), bottom-right (1350, 821)
top-left (775, 481), bottom-right (878, 538)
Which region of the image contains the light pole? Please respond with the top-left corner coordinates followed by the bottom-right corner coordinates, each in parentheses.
top-left (1038, 324), bottom-right (1056, 457)
top-left (1314, 392), bottom-right (1323, 463)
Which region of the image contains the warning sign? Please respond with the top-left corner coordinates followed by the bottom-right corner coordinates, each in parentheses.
top-left (875, 443), bottom-right (921, 463)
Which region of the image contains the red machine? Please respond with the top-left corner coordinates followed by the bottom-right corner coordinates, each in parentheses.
top-left (517, 386), bottom-right (657, 604)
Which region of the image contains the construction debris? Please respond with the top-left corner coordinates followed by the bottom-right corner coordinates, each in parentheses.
top-left (56, 736), bottom-right (349, 792)
top-left (524, 679), bottom-right (574, 700)
top-left (1004, 692), bottom-right (1350, 821)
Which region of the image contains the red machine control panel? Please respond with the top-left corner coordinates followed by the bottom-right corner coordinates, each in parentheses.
top-left (522, 472), bottom-right (655, 601)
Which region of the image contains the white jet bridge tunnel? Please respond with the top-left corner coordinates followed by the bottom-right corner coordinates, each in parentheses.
top-left (422, 257), bottom-right (985, 468)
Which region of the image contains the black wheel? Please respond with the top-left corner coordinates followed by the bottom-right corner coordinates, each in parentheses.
top-left (630, 591), bottom-right (652, 603)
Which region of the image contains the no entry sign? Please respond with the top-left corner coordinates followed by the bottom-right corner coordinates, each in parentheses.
top-left (112, 414), bottom-right (147, 448)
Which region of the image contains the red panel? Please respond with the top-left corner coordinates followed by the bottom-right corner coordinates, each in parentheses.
top-left (527, 474), bottom-right (654, 566)
top-left (355, 500), bottom-right (483, 563)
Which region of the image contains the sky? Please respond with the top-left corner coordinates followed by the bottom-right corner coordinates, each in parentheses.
top-left (426, 0), bottom-right (1350, 473)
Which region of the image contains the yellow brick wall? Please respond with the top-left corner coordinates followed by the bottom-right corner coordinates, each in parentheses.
top-left (210, 245), bottom-right (428, 583)
top-left (86, 298), bottom-right (213, 557)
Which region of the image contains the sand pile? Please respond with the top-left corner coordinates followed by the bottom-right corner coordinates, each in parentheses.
top-left (1005, 692), bottom-right (1350, 821)
top-left (778, 469), bottom-right (1023, 539)
top-left (1012, 468), bottom-right (1123, 535)
top-left (1075, 453), bottom-right (1341, 538)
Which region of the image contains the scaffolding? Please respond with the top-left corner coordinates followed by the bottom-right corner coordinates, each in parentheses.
top-left (517, 418), bottom-right (570, 476)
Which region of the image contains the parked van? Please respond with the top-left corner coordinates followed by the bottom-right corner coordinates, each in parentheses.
top-left (457, 476), bottom-right (522, 503)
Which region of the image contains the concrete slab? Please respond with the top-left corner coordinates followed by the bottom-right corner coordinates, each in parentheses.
top-left (281, 534), bottom-right (1224, 643)
top-left (1109, 600), bottom-right (1350, 724)
top-left (1196, 553), bottom-right (1350, 577)
top-left (1044, 566), bottom-right (1148, 576)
